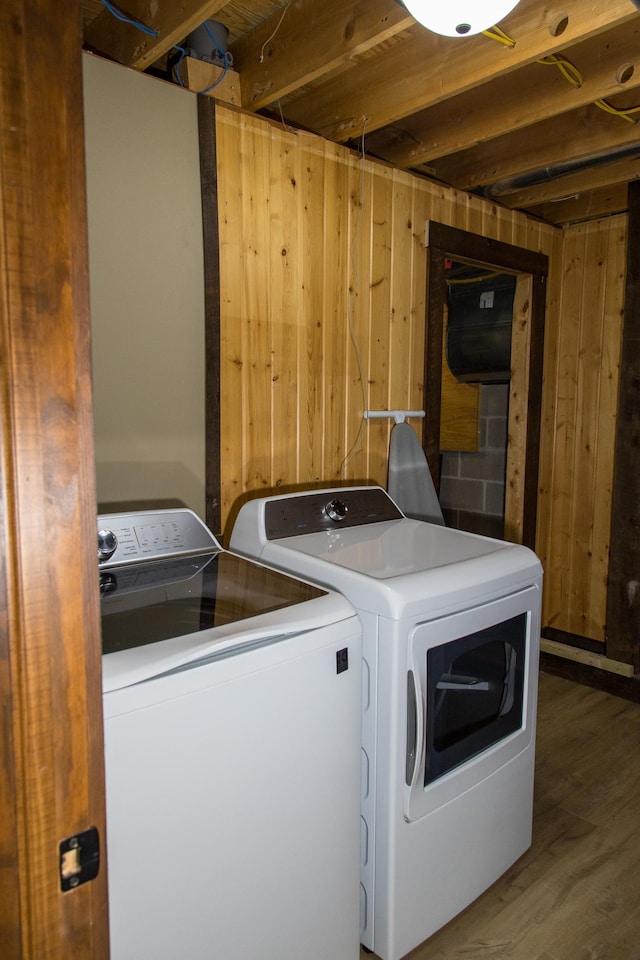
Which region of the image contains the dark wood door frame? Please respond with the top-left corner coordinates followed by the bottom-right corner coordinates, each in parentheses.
top-left (424, 221), bottom-right (548, 550)
top-left (0, 2), bottom-right (109, 956)
top-left (605, 182), bottom-right (640, 670)
top-left (197, 97), bottom-right (222, 538)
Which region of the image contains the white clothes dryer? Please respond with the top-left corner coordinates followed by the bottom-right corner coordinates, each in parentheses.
top-left (230, 486), bottom-right (543, 960)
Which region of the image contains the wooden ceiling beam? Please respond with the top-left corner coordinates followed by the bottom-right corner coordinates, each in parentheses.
top-left (84, 0), bottom-right (228, 70)
top-left (232, 0), bottom-right (413, 111)
top-left (431, 105), bottom-right (640, 191)
top-left (280, 0), bottom-right (638, 142)
top-left (501, 155), bottom-right (640, 210)
top-left (526, 182), bottom-right (629, 224)
top-left (366, 22), bottom-right (640, 169)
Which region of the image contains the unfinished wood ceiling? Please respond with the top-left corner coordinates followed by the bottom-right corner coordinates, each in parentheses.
top-left (82, 0), bottom-right (640, 226)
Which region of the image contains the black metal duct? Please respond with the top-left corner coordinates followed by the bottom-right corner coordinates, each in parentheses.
top-left (478, 141), bottom-right (640, 200)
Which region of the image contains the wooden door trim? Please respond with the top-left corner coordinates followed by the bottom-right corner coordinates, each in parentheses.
top-left (605, 182), bottom-right (640, 669)
top-left (197, 96), bottom-right (222, 538)
top-left (424, 221), bottom-right (548, 550)
top-left (0, 2), bottom-right (109, 956)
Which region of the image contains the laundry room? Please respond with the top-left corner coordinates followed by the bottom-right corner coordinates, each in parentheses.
top-left (3, 1), bottom-right (640, 958)
top-left (83, 44), bottom-right (637, 686)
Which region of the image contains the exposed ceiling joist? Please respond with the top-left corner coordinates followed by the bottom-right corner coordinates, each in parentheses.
top-left (279, 0), bottom-right (637, 142)
top-left (84, 0), bottom-right (229, 69)
top-left (365, 21), bottom-right (640, 169)
top-left (81, 0), bottom-right (640, 226)
top-left (231, 0), bottom-right (413, 111)
top-left (433, 105), bottom-right (640, 192)
top-left (527, 181), bottom-right (630, 224)
top-left (499, 155), bottom-right (640, 208)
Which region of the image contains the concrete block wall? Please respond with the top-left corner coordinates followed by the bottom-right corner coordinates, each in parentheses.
top-left (440, 383), bottom-right (509, 538)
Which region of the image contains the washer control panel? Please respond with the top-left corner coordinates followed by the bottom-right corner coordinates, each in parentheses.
top-left (264, 487), bottom-right (403, 540)
top-left (96, 508), bottom-right (219, 567)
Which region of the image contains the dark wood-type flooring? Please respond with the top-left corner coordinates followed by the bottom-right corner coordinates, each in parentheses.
top-left (362, 671), bottom-right (640, 960)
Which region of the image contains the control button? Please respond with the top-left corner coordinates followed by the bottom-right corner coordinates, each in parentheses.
top-left (325, 499), bottom-right (348, 522)
top-left (97, 528), bottom-right (118, 563)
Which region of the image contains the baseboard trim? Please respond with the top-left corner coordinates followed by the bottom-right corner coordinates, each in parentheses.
top-left (539, 651), bottom-right (640, 704)
top-left (540, 637), bottom-right (635, 678)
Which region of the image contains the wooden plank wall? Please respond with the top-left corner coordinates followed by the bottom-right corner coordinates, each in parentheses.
top-left (536, 214), bottom-right (627, 645)
top-left (215, 106), bottom-right (558, 539)
top-left (214, 106), bottom-right (628, 656)
top-left (217, 105), bottom-right (627, 656)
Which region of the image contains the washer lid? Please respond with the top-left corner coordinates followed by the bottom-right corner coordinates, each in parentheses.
top-left (100, 550), bottom-right (328, 656)
top-left (101, 551), bottom-right (356, 692)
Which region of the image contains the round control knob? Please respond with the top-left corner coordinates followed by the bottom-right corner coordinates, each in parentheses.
top-left (97, 528), bottom-right (118, 563)
top-left (99, 572), bottom-right (118, 595)
top-left (325, 498), bottom-right (348, 522)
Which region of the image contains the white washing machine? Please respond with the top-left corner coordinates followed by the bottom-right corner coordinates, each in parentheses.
top-left (98, 508), bottom-right (362, 960)
top-left (230, 486), bottom-right (543, 960)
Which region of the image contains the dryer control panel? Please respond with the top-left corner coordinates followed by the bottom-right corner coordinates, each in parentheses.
top-left (264, 487), bottom-right (403, 539)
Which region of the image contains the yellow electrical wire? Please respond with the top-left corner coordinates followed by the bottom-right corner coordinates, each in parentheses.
top-left (536, 54), bottom-right (583, 88)
top-left (593, 99), bottom-right (640, 124)
top-left (482, 29), bottom-right (639, 125)
top-left (481, 25), bottom-right (515, 47)
top-left (447, 272), bottom-right (502, 285)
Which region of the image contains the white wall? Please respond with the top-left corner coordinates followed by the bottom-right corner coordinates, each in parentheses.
top-left (83, 53), bottom-right (206, 518)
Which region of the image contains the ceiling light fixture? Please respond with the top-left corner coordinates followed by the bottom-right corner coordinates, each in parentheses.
top-left (403, 0), bottom-right (520, 36)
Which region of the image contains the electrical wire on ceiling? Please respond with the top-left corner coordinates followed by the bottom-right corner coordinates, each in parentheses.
top-left (97, 0), bottom-right (232, 95)
top-left (536, 54), bottom-right (582, 88)
top-left (259, 3), bottom-right (291, 63)
top-left (99, 0), bottom-right (158, 36)
top-left (481, 25), bottom-right (515, 46)
top-left (482, 25), bottom-right (640, 124)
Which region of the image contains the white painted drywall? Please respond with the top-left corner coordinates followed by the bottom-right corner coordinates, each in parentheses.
top-left (83, 53), bottom-right (206, 518)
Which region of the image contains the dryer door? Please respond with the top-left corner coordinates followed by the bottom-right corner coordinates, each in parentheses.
top-left (404, 584), bottom-right (540, 823)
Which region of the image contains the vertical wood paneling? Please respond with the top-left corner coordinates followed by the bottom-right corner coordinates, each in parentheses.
top-left (300, 139), bottom-right (327, 484)
top-left (538, 215), bottom-right (626, 644)
top-left (591, 223), bottom-right (625, 636)
top-left (269, 135), bottom-right (300, 486)
top-left (410, 190), bottom-right (428, 430)
top-left (390, 171), bottom-right (418, 411)
top-left (344, 150), bottom-right (371, 480)
top-left (570, 225), bottom-right (608, 637)
top-left (534, 229), bottom-right (564, 580)
top-left (544, 227), bottom-right (584, 631)
top-left (324, 144), bottom-right (350, 478)
top-left (504, 275), bottom-right (533, 544)
top-left (243, 121), bottom-right (272, 491)
top-left (366, 162), bottom-right (394, 479)
top-left (216, 107), bottom-right (558, 524)
top-left (214, 106), bottom-right (626, 654)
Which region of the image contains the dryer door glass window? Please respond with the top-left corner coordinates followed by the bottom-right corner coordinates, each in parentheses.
top-left (425, 613), bottom-right (526, 785)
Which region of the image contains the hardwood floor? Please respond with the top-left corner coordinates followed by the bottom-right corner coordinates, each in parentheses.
top-left (361, 671), bottom-right (640, 960)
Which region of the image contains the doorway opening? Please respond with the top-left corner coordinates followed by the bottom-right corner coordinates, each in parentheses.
top-left (423, 222), bottom-right (548, 549)
top-left (439, 262), bottom-right (515, 538)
